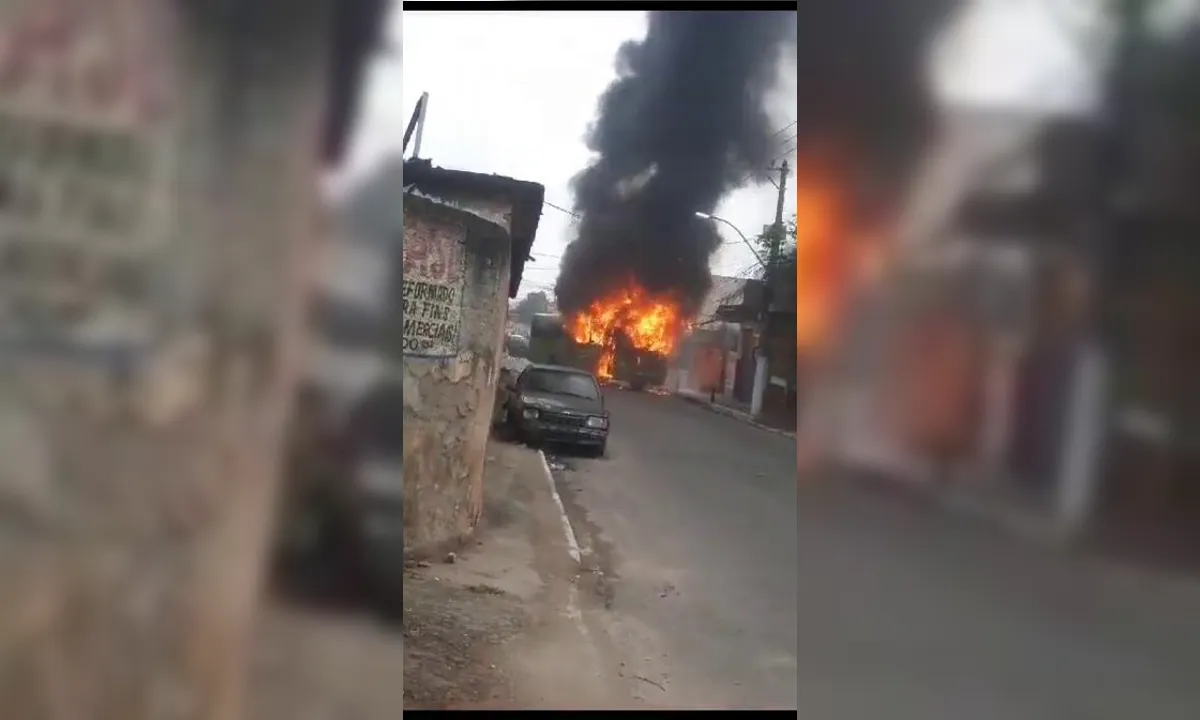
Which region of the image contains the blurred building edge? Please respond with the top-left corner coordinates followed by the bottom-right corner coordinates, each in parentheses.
top-left (813, 78), bottom-right (1200, 562)
top-left (803, 107), bottom-right (1104, 542)
top-left (400, 160), bottom-right (545, 559)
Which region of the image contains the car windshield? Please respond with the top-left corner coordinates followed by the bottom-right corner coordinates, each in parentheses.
top-left (522, 370), bottom-right (599, 400)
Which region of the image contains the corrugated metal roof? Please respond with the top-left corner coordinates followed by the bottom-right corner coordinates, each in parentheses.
top-left (404, 159), bottom-right (546, 298)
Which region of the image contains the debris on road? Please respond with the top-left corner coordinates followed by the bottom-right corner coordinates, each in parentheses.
top-left (634, 675), bottom-right (667, 692)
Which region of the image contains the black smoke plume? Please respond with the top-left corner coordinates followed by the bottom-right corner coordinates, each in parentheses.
top-left (555, 11), bottom-right (795, 318)
top-left (793, 0), bottom-right (962, 218)
top-left (555, 5), bottom-right (960, 318)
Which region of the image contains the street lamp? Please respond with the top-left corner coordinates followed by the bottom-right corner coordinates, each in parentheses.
top-left (695, 212), bottom-right (767, 270)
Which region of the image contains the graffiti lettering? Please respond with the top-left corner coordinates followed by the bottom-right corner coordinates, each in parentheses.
top-left (401, 278), bottom-right (462, 357)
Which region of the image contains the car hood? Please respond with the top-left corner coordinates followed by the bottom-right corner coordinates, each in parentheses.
top-left (520, 391), bottom-right (603, 414)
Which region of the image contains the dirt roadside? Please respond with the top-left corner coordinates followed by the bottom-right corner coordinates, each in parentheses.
top-left (249, 600), bottom-right (406, 719)
top-left (243, 437), bottom-right (699, 714)
top-left (402, 440), bottom-right (644, 710)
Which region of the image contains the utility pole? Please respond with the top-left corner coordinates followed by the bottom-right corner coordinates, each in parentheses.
top-left (750, 159), bottom-right (789, 418)
top-left (1056, 0), bottom-right (1147, 534)
top-left (404, 91), bottom-right (430, 159)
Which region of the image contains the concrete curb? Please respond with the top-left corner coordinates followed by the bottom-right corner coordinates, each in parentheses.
top-left (673, 391), bottom-right (797, 439)
top-left (538, 449), bottom-right (582, 564)
top-left (833, 463), bottom-right (1070, 548)
top-left (937, 485), bottom-right (1071, 547)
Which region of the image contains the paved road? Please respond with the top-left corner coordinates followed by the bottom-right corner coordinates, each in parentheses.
top-left (551, 389), bottom-right (1200, 716)
top-left (797, 476), bottom-right (1200, 719)
top-left (549, 389), bottom-right (798, 709)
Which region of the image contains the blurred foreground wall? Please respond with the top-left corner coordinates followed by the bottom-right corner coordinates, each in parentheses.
top-left (0, 2), bottom-right (332, 717)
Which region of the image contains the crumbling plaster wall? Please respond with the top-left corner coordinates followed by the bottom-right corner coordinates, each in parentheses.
top-left (401, 193), bottom-right (512, 557)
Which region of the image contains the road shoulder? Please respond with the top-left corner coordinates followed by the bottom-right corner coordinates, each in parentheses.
top-left (402, 440), bottom-right (634, 709)
top-left (673, 388), bottom-right (797, 438)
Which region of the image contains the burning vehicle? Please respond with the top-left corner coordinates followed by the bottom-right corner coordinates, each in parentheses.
top-left (567, 283), bottom-right (687, 390)
top-left (528, 284), bottom-right (686, 390)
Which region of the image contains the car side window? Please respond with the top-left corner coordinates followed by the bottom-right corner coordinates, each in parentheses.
top-left (514, 369), bottom-right (529, 390)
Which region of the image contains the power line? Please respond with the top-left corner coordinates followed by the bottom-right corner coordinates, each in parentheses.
top-left (530, 119), bottom-right (796, 291)
top-left (772, 119), bottom-right (798, 139)
top-left (543, 200), bottom-right (579, 219)
top-left (521, 282), bottom-right (557, 293)
top-left (522, 265), bottom-right (560, 275)
top-left (540, 119), bottom-right (798, 224)
top-left (731, 259), bottom-right (766, 280)
top-left (732, 123), bottom-right (799, 190)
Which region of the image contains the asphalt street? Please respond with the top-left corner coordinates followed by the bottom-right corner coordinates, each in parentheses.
top-left (549, 389), bottom-right (798, 709)
top-left (549, 388), bottom-right (1200, 716)
top-left (797, 475), bottom-right (1200, 719)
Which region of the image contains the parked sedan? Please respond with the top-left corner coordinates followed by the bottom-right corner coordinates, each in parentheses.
top-left (505, 363), bottom-right (609, 456)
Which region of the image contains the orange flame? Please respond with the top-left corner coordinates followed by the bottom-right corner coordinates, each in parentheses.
top-left (793, 178), bottom-right (848, 351)
top-left (597, 347), bottom-right (616, 379)
top-left (567, 283), bottom-right (687, 380)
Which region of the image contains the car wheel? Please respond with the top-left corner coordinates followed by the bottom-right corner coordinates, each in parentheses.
top-left (500, 410), bottom-right (521, 443)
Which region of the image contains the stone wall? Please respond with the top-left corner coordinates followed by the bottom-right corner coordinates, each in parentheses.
top-left (401, 193), bottom-right (512, 557)
top-left (0, 2), bottom-right (332, 718)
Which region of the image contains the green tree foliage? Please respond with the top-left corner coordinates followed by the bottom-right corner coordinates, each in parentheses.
top-left (753, 215), bottom-right (798, 306)
top-left (752, 215), bottom-right (798, 259)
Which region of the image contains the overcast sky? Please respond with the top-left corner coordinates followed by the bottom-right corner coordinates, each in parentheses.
top-left (341, 2), bottom-right (1099, 299)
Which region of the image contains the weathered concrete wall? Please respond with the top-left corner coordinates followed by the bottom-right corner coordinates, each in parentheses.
top-left (402, 193), bottom-right (512, 556)
top-left (0, 2), bottom-right (332, 718)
